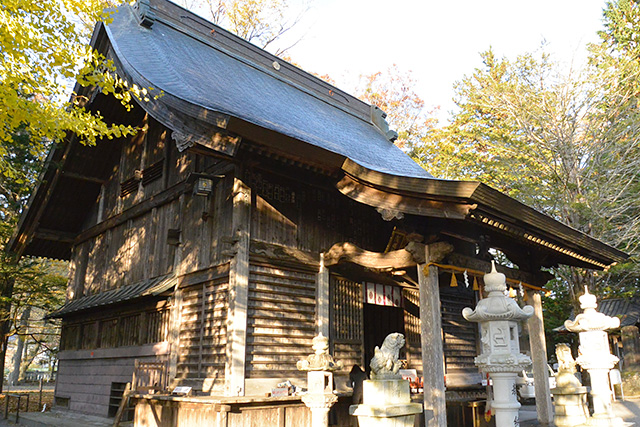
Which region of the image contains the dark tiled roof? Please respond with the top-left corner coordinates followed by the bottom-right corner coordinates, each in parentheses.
top-left (598, 298), bottom-right (640, 328)
top-left (48, 274), bottom-right (177, 318)
top-left (104, 3), bottom-right (431, 179)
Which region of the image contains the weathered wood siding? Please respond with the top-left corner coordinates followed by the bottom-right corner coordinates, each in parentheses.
top-left (403, 288), bottom-right (423, 374)
top-left (71, 175), bottom-right (232, 299)
top-left (245, 262), bottom-right (317, 379)
top-left (133, 398), bottom-right (315, 427)
top-left (248, 167), bottom-right (391, 255)
top-left (330, 276), bottom-right (364, 373)
top-left (176, 271), bottom-right (229, 391)
top-left (56, 348), bottom-right (166, 416)
top-left (440, 285), bottom-right (480, 387)
top-left (74, 198), bottom-right (181, 296)
top-left (69, 117), bottom-right (235, 300)
top-left (56, 299), bottom-right (171, 417)
top-left (180, 174), bottom-right (234, 274)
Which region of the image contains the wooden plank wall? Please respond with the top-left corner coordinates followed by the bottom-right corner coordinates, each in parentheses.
top-left (248, 167), bottom-right (390, 255)
top-left (403, 288), bottom-right (423, 374)
top-left (134, 399), bottom-right (314, 427)
top-left (74, 173), bottom-right (231, 298)
top-left (330, 277), bottom-right (364, 374)
top-left (440, 285), bottom-right (479, 386)
top-left (55, 352), bottom-right (162, 416)
top-left (176, 273), bottom-right (229, 391)
top-left (70, 118), bottom-right (239, 299)
top-left (77, 198), bottom-right (182, 296)
top-left (180, 175), bottom-right (233, 274)
top-left (245, 262), bottom-right (316, 380)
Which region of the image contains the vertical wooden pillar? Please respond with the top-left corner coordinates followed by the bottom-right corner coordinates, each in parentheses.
top-left (167, 288), bottom-right (183, 386)
top-left (526, 289), bottom-right (553, 426)
top-left (168, 194), bottom-right (186, 388)
top-left (225, 177), bottom-right (251, 396)
top-left (418, 261), bottom-right (446, 427)
top-left (316, 253), bottom-right (330, 338)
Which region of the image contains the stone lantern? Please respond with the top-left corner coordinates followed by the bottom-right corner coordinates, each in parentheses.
top-left (462, 262), bottom-right (534, 427)
top-left (564, 287), bottom-right (625, 426)
top-left (297, 333), bottom-right (342, 427)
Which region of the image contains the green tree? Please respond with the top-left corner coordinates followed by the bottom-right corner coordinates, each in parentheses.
top-left (7, 259), bottom-right (66, 384)
top-left (1, 0), bottom-right (153, 389)
top-left (588, 0), bottom-right (640, 296)
top-left (419, 45), bottom-right (640, 307)
top-left (355, 65), bottom-right (439, 155)
top-left (0, 0), bottom-right (146, 151)
top-left (0, 129), bottom-right (67, 385)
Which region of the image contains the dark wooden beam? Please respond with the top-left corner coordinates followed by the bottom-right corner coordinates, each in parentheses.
top-left (336, 175), bottom-right (476, 220)
top-left (60, 171), bottom-right (106, 184)
top-left (34, 228), bottom-right (77, 244)
top-left (446, 253), bottom-right (553, 287)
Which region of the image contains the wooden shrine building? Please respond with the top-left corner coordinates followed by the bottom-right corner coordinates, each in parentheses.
top-left (10, 0), bottom-right (628, 425)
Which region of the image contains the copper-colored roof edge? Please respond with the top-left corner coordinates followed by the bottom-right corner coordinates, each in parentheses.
top-left (341, 159), bottom-right (629, 266)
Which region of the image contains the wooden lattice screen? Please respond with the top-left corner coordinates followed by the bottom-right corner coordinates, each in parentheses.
top-left (440, 287), bottom-right (482, 388)
top-left (403, 288), bottom-right (422, 374)
top-left (330, 276), bottom-right (364, 371)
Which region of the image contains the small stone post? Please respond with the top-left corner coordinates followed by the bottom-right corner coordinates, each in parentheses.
top-left (462, 262), bottom-right (534, 427)
top-left (564, 287), bottom-right (626, 426)
top-left (297, 333), bottom-right (342, 427)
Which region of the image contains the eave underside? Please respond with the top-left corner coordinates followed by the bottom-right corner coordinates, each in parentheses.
top-left (338, 160), bottom-right (628, 270)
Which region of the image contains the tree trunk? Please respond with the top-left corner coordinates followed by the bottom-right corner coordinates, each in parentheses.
top-left (19, 341), bottom-right (41, 382)
top-left (0, 274), bottom-right (16, 391)
top-left (9, 306), bottom-right (30, 385)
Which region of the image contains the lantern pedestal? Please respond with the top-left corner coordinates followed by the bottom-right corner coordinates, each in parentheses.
top-left (462, 262), bottom-right (534, 427)
top-left (489, 372), bottom-right (521, 426)
top-left (297, 334), bottom-right (342, 427)
top-left (564, 288), bottom-right (630, 427)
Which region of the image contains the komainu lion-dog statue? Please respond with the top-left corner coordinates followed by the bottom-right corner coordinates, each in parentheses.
top-left (370, 332), bottom-right (405, 380)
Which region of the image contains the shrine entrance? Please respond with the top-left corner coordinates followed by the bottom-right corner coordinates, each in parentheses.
top-left (363, 303), bottom-right (405, 374)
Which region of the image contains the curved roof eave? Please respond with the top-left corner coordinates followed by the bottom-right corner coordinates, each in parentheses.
top-left (340, 159), bottom-right (629, 268)
top-left (102, 3), bottom-right (431, 179)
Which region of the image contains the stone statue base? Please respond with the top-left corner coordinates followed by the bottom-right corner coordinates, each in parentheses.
top-left (349, 379), bottom-right (422, 427)
top-left (551, 386), bottom-right (589, 427)
top-left (584, 415), bottom-right (633, 427)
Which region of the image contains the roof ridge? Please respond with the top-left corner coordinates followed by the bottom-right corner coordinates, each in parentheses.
top-left (139, 0), bottom-right (380, 126)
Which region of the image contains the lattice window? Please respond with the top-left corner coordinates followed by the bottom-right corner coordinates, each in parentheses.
top-left (403, 288), bottom-right (421, 347)
top-left (331, 277), bottom-right (363, 341)
top-left (100, 318), bottom-right (119, 348)
top-left (118, 314), bottom-right (140, 347)
top-left (81, 321), bottom-right (99, 349)
top-left (120, 176), bottom-right (140, 197)
top-left (60, 324), bottom-right (81, 351)
top-left (142, 160), bottom-right (163, 186)
top-left (145, 309), bottom-right (169, 343)
top-left (120, 159), bottom-right (164, 197)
